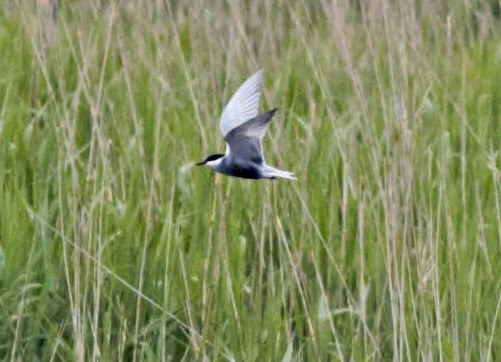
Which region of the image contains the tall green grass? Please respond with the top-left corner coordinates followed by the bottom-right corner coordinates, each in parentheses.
top-left (1, 0), bottom-right (501, 360)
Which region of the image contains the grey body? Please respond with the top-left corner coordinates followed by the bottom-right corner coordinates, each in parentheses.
top-left (213, 110), bottom-right (276, 179)
top-left (197, 70), bottom-right (295, 180)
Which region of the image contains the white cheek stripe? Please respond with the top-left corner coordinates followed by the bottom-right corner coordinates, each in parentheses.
top-left (206, 158), bottom-right (223, 168)
top-left (225, 143), bottom-right (231, 156)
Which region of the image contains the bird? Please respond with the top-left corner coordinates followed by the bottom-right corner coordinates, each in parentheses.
top-left (196, 70), bottom-right (295, 180)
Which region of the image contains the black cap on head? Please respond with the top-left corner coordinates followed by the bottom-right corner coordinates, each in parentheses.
top-left (196, 154), bottom-right (224, 165)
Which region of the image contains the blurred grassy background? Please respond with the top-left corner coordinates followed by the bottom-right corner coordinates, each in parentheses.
top-left (1, 0), bottom-right (501, 360)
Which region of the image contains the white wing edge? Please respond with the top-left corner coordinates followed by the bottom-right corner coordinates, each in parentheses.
top-left (219, 70), bottom-right (264, 137)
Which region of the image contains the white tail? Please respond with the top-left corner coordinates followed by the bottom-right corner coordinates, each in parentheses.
top-left (262, 165), bottom-right (296, 180)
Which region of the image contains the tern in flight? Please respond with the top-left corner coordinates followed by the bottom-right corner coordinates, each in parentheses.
top-left (197, 70), bottom-right (295, 180)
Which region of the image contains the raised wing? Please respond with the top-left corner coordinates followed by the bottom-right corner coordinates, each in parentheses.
top-left (225, 109), bottom-right (276, 141)
top-left (219, 70), bottom-right (264, 137)
top-left (224, 109), bottom-right (277, 165)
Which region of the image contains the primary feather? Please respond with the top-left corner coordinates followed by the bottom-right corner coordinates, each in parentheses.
top-left (219, 70), bottom-right (264, 137)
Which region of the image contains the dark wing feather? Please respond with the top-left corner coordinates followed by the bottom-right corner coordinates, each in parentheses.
top-left (224, 109), bottom-right (277, 165)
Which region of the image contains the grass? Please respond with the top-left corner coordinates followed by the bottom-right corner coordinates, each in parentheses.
top-left (1, 0), bottom-right (501, 360)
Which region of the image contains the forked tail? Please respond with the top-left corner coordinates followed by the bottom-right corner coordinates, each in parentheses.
top-left (262, 165), bottom-right (296, 180)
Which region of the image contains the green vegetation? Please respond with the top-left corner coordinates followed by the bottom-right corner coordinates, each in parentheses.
top-left (1, 1), bottom-right (501, 360)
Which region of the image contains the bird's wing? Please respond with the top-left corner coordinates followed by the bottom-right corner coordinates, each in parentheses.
top-left (224, 109), bottom-right (277, 165)
top-left (219, 70), bottom-right (264, 137)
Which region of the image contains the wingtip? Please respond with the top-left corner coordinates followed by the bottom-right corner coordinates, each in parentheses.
top-left (264, 108), bottom-right (278, 118)
top-left (252, 69), bottom-right (264, 82)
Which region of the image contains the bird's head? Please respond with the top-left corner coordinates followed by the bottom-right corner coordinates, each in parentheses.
top-left (196, 154), bottom-right (224, 168)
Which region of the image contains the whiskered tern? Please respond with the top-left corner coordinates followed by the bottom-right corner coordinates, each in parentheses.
top-left (197, 70), bottom-right (295, 180)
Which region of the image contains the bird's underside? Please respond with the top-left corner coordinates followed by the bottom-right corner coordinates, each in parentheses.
top-left (217, 160), bottom-right (263, 179)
